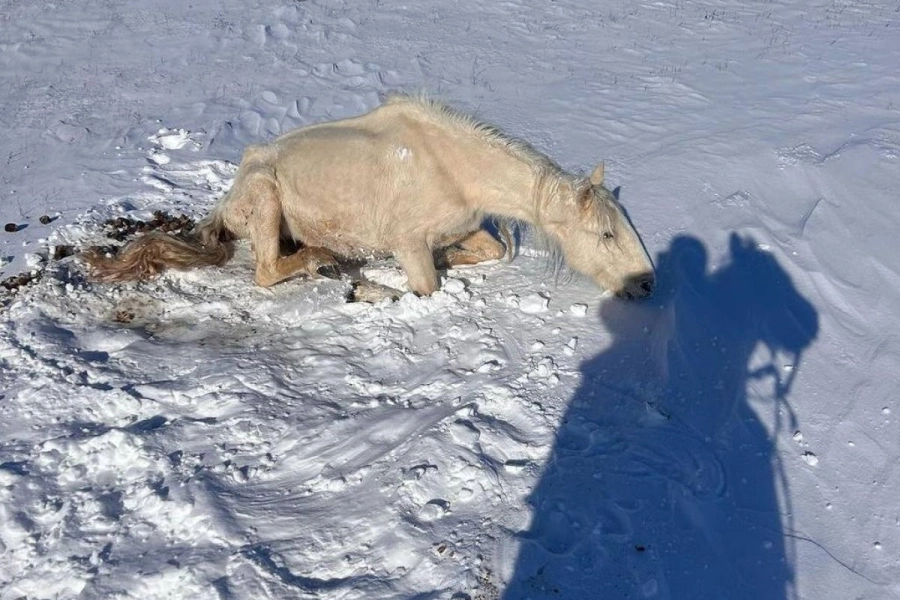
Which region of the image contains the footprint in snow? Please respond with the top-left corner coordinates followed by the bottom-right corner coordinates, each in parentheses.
top-left (419, 499), bottom-right (450, 521)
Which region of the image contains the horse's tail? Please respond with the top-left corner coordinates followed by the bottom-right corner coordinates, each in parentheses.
top-left (82, 209), bottom-right (235, 283)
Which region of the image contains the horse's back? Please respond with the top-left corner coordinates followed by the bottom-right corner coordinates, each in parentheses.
top-left (221, 100), bottom-right (477, 254)
top-left (247, 103), bottom-right (462, 251)
top-left (269, 103), bottom-right (458, 205)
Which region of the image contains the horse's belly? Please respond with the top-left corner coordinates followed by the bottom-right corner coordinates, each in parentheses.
top-left (275, 147), bottom-right (475, 256)
top-left (283, 212), bottom-right (387, 258)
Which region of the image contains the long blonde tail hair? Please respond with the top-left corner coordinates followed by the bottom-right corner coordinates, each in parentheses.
top-left (82, 210), bottom-right (234, 282)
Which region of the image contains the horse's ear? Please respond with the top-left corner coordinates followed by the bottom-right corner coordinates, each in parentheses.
top-left (577, 185), bottom-right (592, 208)
top-left (590, 162), bottom-right (605, 186)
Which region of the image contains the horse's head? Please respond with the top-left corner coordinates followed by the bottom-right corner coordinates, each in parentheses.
top-left (545, 163), bottom-right (655, 299)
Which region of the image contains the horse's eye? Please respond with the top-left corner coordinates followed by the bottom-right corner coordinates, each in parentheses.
top-left (603, 232), bottom-right (615, 240)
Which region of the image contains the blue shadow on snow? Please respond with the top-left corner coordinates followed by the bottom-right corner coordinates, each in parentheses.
top-left (503, 233), bottom-right (819, 600)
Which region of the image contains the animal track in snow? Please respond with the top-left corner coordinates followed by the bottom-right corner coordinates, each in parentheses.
top-left (149, 128), bottom-right (199, 151)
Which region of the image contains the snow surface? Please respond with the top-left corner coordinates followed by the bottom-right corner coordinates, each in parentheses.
top-left (2, 0), bottom-right (900, 598)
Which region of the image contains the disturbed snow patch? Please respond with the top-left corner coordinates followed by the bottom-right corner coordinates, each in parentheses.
top-left (0, 198), bottom-right (599, 598)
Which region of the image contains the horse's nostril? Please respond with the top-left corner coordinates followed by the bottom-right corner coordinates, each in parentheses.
top-left (631, 274), bottom-right (655, 298)
top-left (618, 273), bottom-right (655, 300)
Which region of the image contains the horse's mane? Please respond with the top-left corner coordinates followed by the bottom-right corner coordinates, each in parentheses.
top-left (383, 93), bottom-right (573, 183)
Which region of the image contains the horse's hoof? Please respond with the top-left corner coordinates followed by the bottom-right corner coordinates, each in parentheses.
top-left (347, 280), bottom-right (400, 303)
top-left (317, 264), bottom-right (341, 279)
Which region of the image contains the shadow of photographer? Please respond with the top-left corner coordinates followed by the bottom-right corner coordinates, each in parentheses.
top-left (503, 233), bottom-right (819, 600)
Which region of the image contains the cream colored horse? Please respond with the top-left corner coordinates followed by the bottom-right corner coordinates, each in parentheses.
top-left (85, 94), bottom-right (655, 299)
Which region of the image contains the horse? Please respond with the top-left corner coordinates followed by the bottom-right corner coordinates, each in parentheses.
top-left (84, 94), bottom-right (655, 299)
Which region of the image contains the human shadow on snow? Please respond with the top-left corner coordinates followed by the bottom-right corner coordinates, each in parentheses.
top-left (503, 233), bottom-right (819, 600)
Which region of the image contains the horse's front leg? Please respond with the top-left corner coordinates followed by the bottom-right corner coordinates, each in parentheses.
top-left (347, 241), bottom-right (436, 302)
top-left (396, 240), bottom-right (439, 295)
top-left (437, 228), bottom-right (507, 267)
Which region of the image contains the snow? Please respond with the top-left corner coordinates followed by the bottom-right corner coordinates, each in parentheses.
top-left (1, 0), bottom-right (899, 599)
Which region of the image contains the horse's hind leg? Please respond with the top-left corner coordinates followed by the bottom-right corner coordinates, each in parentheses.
top-left (271, 246), bottom-right (339, 283)
top-left (438, 229), bottom-right (507, 267)
top-left (237, 171), bottom-right (337, 287)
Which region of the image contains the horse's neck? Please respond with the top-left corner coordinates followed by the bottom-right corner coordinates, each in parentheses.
top-left (446, 137), bottom-right (546, 224)
top-left (475, 166), bottom-right (575, 228)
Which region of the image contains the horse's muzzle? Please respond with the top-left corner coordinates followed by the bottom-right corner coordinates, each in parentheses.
top-left (618, 272), bottom-right (655, 300)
